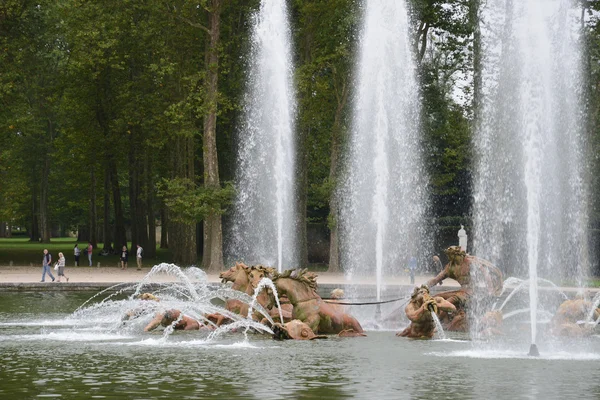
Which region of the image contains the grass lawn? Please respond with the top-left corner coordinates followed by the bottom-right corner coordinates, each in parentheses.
top-left (0, 237), bottom-right (173, 267)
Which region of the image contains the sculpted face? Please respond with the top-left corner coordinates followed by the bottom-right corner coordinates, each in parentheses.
top-left (248, 268), bottom-right (266, 289)
top-left (220, 264), bottom-right (243, 283)
top-left (273, 320), bottom-right (325, 340)
top-left (161, 309), bottom-right (181, 326)
top-left (415, 287), bottom-right (429, 303)
top-left (445, 246), bottom-right (465, 265)
top-left (411, 285), bottom-right (430, 304)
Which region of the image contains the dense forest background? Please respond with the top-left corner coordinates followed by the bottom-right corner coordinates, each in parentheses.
top-left (1, 0), bottom-right (600, 273)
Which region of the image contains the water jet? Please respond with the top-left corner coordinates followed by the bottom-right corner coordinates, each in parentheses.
top-left (528, 343), bottom-right (540, 357)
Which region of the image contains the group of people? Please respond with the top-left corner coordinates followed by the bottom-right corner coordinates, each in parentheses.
top-left (40, 249), bottom-right (69, 283)
top-left (40, 243), bottom-right (145, 282)
top-left (119, 244), bottom-right (144, 270)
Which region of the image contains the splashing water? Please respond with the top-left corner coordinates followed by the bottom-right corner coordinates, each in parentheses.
top-left (247, 277), bottom-right (284, 326)
top-left (472, 0), bottom-right (587, 351)
top-left (228, 0), bottom-right (297, 272)
top-left (495, 277), bottom-right (568, 312)
top-left (431, 312), bottom-right (446, 340)
top-left (69, 263), bottom-right (274, 343)
top-left (340, 0), bottom-right (426, 302)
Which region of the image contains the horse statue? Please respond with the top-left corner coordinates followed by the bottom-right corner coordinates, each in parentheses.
top-left (217, 262), bottom-right (292, 325)
top-left (269, 268), bottom-right (365, 336)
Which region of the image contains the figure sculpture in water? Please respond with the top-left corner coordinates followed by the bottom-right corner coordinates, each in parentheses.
top-left (426, 246), bottom-right (503, 331)
top-left (246, 265), bottom-right (293, 323)
top-left (272, 319), bottom-right (327, 340)
top-left (122, 293), bottom-right (211, 331)
top-left (144, 309), bottom-right (212, 332)
top-left (216, 262), bottom-right (291, 325)
top-left (397, 285), bottom-right (456, 339)
top-left (269, 269), bottom-right (365, 336)
top-left (550, 296), bottom-right (600, 337)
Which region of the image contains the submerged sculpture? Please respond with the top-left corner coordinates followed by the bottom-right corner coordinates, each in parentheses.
top-left (269, 269), bottom-right (366, 336)
top-left (397, 285), bottom-right (456, 339)
top-left (272, 320), bottom-right (327, 341)
top-left (551, 297), bottom-right (600, 337)
top-left (217, 262), bottom-right (291, 325)
top-left (426, 246), bottom-right (503, 331)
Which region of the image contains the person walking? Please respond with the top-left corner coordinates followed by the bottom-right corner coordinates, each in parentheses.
top-left (74, 244), bottom-right (81, 266)
top-left (431, 255), bottom-right (444, 286)
top-left (408, 256), bottom-right (417, 285)
top-left (87, 242), bottom-right (93, 267)
top-left (41, 249), bottom-right (55, 282)
top-left (56, 252), bottom-right (69, 282)
top-left (136, 244), bottom-right (143, 271)
top-left (120, 245), bottom-right (129, 270)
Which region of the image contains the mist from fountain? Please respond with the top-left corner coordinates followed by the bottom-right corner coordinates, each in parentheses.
top-left (228, 0), bottom-right (297, 272)
top-left (72, 263), bottom-right (273, 342)
top-left (472, 0), bottom-right (587, 353)
top-left (432, 312), bottom-right (447, 340)
top-left (340, 0), bottom-right (426, 302)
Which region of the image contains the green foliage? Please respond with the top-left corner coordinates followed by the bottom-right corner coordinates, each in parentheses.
top-left (157, 178), bottom-right (235, 224)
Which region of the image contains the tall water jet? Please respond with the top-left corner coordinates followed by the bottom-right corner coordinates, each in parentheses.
top-left (340, 0), bottom-right (426, 301)
top-left (472, 0), bottom-right (588, 351)
top-left (229, 0), bottom-right (297, 272)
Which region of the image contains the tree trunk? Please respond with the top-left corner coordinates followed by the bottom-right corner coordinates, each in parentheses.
top-left (202, 0), bottom-right (224, 273)
top-left (39, 139), bottom-right (51, 243)
top-left (0, 222), bottom-right (6, 238)
top-left (109, 159), bottom-right (127, 249)
top-left (6, 222), bottom-right (11, 238)
top-left (77, 225), bottom-right (90, 242)
top-left (89, 167), bottom-right (98, 247)
top-left (102, 167), bottom-right (112, 251)
top-left (297, 152), bottom-right (308, 269)
top-left (160, 202), bottom-right (168, 249)
top-left (128, 142), bottom-right (138, 253)
top-left (327, 78), bottom-right (349, 272)
top-left (129, 133), bottom-right (149, 252)
top-left (146, 156), bottom-right (156, 258)
top-left (30, 183), bottom-right (39, 241)
top-left (169, 133), bottom-right (197, 266)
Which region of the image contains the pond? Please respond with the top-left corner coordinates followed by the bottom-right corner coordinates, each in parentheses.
top-left (1, 291), bottom-right (599, 399)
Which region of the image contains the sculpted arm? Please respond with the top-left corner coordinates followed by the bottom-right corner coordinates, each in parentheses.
top-left (405, 302), bottom-right (428, 322)
top-left (144, 313), bottom-right (164, 332)
top-left (426, 267), bottom-right (448, 287)
top-left (434, 296), bottom-right (456, 312)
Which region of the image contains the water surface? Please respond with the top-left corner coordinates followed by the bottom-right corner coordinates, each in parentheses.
top-left (1, 292), bottom-right (599, 399)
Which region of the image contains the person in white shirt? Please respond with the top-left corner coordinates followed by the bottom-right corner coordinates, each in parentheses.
top-left (56, 252), bottom-right (69, 282)
top-left (136, 245), bottom-right (143, 271)
top-left (74, 244), bottom-right (81, 266)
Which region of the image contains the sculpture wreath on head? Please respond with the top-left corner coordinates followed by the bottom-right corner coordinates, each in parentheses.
top-left (411, 284), bottom-right (430, 300)
top-left (445, 246), bottom-right (467, 265)
top-left (273, 268), bottom-right (319, 291)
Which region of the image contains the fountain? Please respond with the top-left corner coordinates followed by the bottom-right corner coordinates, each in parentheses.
top-left (340, 0), bottom-right (427, 302)
top-left (472, 0), bottom-right (588, 355)
top-left (72, 263), bottom-right (274, 337)
top-left (228, 0), bottom-right (297, 272)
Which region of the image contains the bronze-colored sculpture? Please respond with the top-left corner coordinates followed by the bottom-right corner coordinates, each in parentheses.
top-left (426, 246), bottom-right (503, 331)
top-left (270, 269), bottom-right (365, 336)
top-left (216, 262), bottom-right (292, 325)
top-left (397, 285), bottom-right (456, 339)
top-left (272, 319), bottom-right (327, 340)
top-left (550, 298), bottom-right (600, 337)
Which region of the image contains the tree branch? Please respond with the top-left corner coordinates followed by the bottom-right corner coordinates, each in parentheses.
top-left (165, 4), bottom-right (210, 34)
